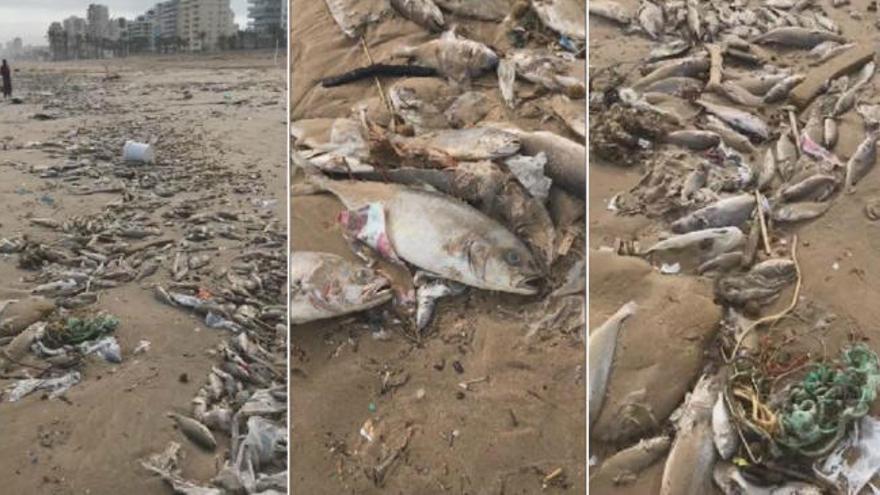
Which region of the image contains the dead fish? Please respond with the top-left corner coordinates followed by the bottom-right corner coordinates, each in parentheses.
top-left (495, 126), bottom-right (585, 198)
top-left (391, 0), bottom-right (445, 31)
top-left (638, 0), bottom-right (664, 39)
top-left (291, 252), bottom-right (392, 324)
top-left (507, 50), bottom-right (585, 98)
top-left (648, 40), bottom-right (691, 61)
top-left (778, 174), bottom-right (836, 202)
top-left (814, 42), bottom-right (855, 65)
top-left (752, 27), bottom-right (845, 49)
top-left (643, 77), bottom-right (704, 98)
top-left (729, 72), bottom-right (789, 95)
top-left (592, 436), bottom-right (671, 485)
top-left (672, 195), bottom-right (756, 234)
top-left (808, 40), bottom-right (841, 59)
top-left (712, 393), bottom-right (737, 460)
top-left (589, 301), bottom-right (638, 426)
top-left (532, 0), bottom-right (586, 39)
top-left (698, 100), bottom-right (769, 140)
top-left (435, 0), bottom-right (508, 21)
top-left (717, 81), bottom-right (765, 107)
top-left (396, 30), bottom-right (498, 81)
top-left (661, 374), bottom-right (718, 495)
top-left (645, 227), bottom-right (745, 261)
top-left (686, 0), bottom-right (701, 41)
top-left (763, 74), bottom-right (805, 103)
top-left (313, 178), bottom-right (542, 293)
top-left (497, 58), bottom-right (516, 108)
top-left (589, 0), bottom-right (631, 25)
top-left (324, 0), bottom-right (386, 38)
top-left (665, 130), bottom-right (721, 151)
top-left (703, 115), bottom-right (756, 155)
top-left (713, 462), bottom-right (823, 495)
top-left (697, 252), bottom-right (744, 275)
top-left (772, 201), bottom-right (831, 222)
top-left (633, 56), bottom-right (709, 90)
top-left (402, 127), bottom-right (521, 160)
top-left (757, 148), bottom-right (777, 191)
top-left (167, 413), bottom-right (216, 451)
top-left (415, 275), bottom-right (466, 330)
top-left (845, 130), bottom-right (880, 190)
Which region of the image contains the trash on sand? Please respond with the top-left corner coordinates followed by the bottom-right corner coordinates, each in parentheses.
top-left (504, 153), bottom-right (552, 202)
top-left (206, 312), bottom-right (242, 332)
top-left (6, 371), bottom-right (80, 402)
top-left (44, 313), bottom-right (119, 349)
top-left (78, 335), bottom-right (122, 363)
top-left (133, 340), bottom-right (151, 354)
top-left (122, 140), bottom-right (155, 163)
top-left (816, 415), bottom-right (880, 495)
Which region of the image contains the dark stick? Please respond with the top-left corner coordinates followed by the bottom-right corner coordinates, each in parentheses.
top-left (320, 64), bottom-right (438, 87)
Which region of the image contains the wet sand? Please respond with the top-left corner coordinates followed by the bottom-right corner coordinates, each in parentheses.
top-left (291, 1), bottom-right (586, 493)
top-left (0, 51), bottom-right (286, 494)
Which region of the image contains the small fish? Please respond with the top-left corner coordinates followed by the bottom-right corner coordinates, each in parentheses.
top-left (808, 40), bottom-right (841, 59)
top-left (698, 100), bottom-right (769, 140)
top-left (752, 27), bottom-right (846, 49)
top-left (396, 30), bottom-right (498, 81)
top-left (703, 115), bottom-right (756, 155)
top-left (435, 0), bottom-right (508, 21)
top-left (497, 58), bottom-right (516, 108)
top-left (665, 130), bottom-right (721, 151)
top-left (772, 201), bottom-right (832, 222)
top-left (713, 462), bottom-right (823, 495)
top-left (686, 0), bottom-right (702, 41)
top-left (592, 436), bottom-right (671, 485)
top-left (697, 252), bottom-right (744, 275)
top-left (648, 40), bottom-right (690, 61)
top-left (661, 374), bottom-right (718, 495)
top-left (324, 0), bottom-right (386, 38)
top-left (633, 56), bottom-right (710, 90)
top-left (763, 74), bottom-right (805, 103)
top-left (167, 413), bottom-right (216, 451)
top-left (589, 0), bottom-right (631, 25)
top-left (717, 81), bottom-right (765, 107)
top-left (644, 77), bottom-right (704, 98)
top-left (800, 134), bottom-right (842, 168)
top-left (778, 173), bottom-right (837, 202)
top-left (645, 228), bottom-right (745, 261)
top-left (589, 301), bottom-right (638, 426)
top-left (712, 393), bottom-right (737, 460)
top-left (671, 194), bottom-right (756, 233)
top-left (291, 252), bottom-right (392, 324)
top-left (508, 49), bottom-right (585, 97)
top-left (638, 0), bottom-right (665, 39)
top-left (757, 148), bottom-right (777, 191)
top-left (391, 0), bottom-right (445, 31)
top-left (845, 130), bottom-right (880, 190)
top-left (728, 72), bottom-right (789, 95)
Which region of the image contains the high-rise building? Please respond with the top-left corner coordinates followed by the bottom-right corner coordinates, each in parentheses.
top-left (155, 0), bottom-right (181, 41)
top-left (177, 0), bottom-right (236, 51)
top-left (63, 16), bottom-right (88, 39)
top-left (247, 0), bottom-right (283, 34)
top-left (86, 4), bottom-right (111, 40)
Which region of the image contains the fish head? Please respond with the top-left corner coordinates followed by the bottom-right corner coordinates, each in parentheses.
top-left (338, 264), bottom-right (394, 309)
top-left (478, 238), bottom-right (543, 295)
top-left (462, 42), bottom-right (499, 76)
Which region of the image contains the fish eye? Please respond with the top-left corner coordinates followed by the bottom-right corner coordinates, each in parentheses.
top-left (504, 250), bottom-right (521, 266)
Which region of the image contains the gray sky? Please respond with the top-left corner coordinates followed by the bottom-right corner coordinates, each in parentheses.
top-left (0, 0), bottom-right (249, 46)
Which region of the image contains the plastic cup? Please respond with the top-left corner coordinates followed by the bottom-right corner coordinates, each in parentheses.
top-left (122, 141), bottom-right (154, 163)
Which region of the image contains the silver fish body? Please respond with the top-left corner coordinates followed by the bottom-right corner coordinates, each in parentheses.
top-left (391, 0), bottom-right (445, 31)
top-left (661, 374), bottom-right (718, 495)
top-left (671, 195), bottom-right (756, 233)
top-left (698, 100), bottom-right (769, 140)
top-left (589, 301), bottom-right (638, 426)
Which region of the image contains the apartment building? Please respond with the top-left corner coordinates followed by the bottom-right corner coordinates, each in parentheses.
top-left (155, 0), bottom-right (181, 40)
top-left (86, 4), bottom-right (110, 40)
top-left (247, 0), bottom-right (283, 34)
top-left (177, 0), bottom-right (236, 51)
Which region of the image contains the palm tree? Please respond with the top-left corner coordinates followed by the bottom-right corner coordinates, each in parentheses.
top-left (47, 22), bottom-right (65, 61)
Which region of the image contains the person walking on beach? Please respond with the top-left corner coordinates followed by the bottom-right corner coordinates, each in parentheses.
top-left (1, 60), bottom-right (11, 99)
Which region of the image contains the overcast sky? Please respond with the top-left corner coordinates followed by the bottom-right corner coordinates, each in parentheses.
top-left (0, 0), bottom-right (250, 46)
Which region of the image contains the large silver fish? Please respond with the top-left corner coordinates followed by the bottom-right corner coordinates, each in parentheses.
top-left (697, 100), bottom-right (770, 140)
top-left (589, 301), bottom-right (638, 426)
top-left (291, 252), bottom-right (392, 324)
top-left (313, 178), bottom-right (542, 294)
top-left (752, 27), bottom-right (846, 48)
top-left (661, 374), bottom-right (718, 495)
top-left (589, 0), bottom-right (631, 25)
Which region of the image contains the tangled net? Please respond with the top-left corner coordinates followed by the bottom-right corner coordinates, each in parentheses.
top-left (44, 313), bottom-right (119, 349)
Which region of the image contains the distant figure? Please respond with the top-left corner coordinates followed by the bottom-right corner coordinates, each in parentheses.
top-left (0, 60), bottom-right (10, 99)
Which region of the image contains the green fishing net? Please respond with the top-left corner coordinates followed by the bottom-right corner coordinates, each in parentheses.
top-left (775, 344), bottom-right (880, 457)
top-left (44, 314), bottom-right (119, 349)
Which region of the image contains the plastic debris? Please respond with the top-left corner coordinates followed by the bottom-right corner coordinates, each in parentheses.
top-left (6, 371), bottom-right (80, 402)
top-left (78, 335), bottom-right (122, 363)
top-left (816, 415), bottom-right (880, 495)
top-left (504, 153), bottom-right (553, 202)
